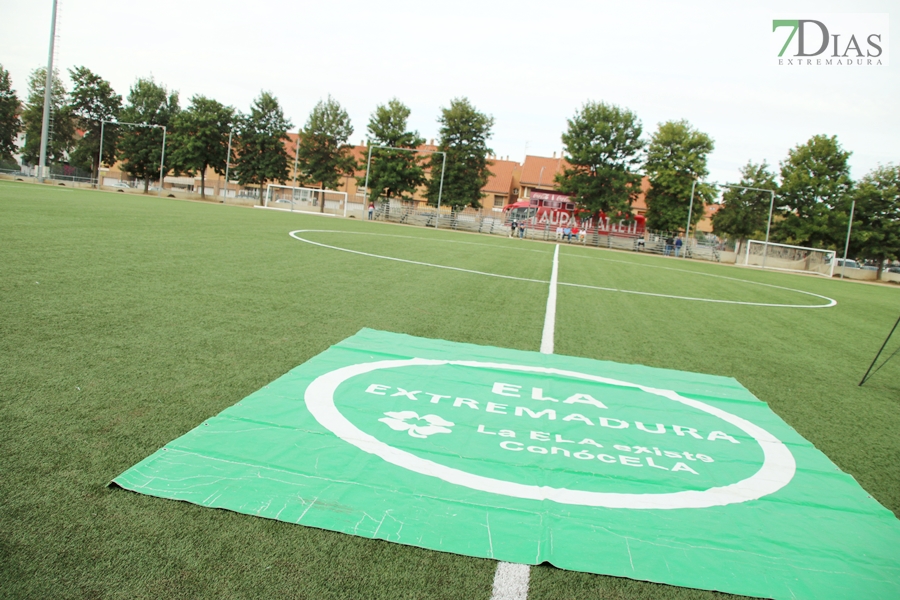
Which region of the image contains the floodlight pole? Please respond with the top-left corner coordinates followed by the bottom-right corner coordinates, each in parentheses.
top-left (97, 120), bottom-right (106, 188)
top-left (762, 189), bottom-right (775, 268)
top-left (436, 151), bottom-right (446, 231)
top-left (718, 184), bottom-right (776, 268)
top-left (363, 144), bottom-right (374, 205)
top-left (158, 126), bottom-right (166, 197)
top-left (223, 129), bottom-right (233, 202)
top-left (841, 199), bottom-right (856, 279)
top-left (292, 134), bottom-right (300, 187)
top-left (37, 0), bottom-right (59, 183)
top-left (684, 179), bottom-right (698, 258)
top-left (362, 144), bottom-right (446, 228)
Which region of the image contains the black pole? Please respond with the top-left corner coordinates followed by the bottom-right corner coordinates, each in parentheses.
top-left (859, 311), bottom-right (900, 386)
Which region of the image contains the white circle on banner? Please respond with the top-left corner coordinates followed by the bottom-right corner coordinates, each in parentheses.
top-left (304, 359), bottom-right (796, 509)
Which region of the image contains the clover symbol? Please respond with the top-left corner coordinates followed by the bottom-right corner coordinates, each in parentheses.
top-left (378, 411), bottom-right (455, 439)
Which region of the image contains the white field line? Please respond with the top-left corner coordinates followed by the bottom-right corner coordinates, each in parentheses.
top-left (288, 230), bottom-right (547, 285)
top-left (288, 230), bottom-right (836, 308)
top-left (540, 244), bottom-right (560, 354)
top-left (291, 228), bottom-right (552, 254)
top-left (561, 250), bottom-right (838, 307)
top-left (489, 246), bottom-right (559, 600)
top-left (255, 205), bottom-right (338, 217)
top-left (490, 562), bottom-right (531, 600)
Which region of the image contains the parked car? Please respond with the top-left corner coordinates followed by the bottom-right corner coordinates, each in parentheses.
top-left (835, 258), bottom-right (860, 269)
top-left (109, 181), bottom-right (131, 189)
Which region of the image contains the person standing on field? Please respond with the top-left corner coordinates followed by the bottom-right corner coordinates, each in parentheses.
top-left (368, 203), bottom-right (375, 220)
top-left (510, 219), bottom-right (517, 238)
top-left (675, 235), bottom-right (683, 257)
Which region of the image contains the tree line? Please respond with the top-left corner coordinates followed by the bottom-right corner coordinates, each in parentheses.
top-left (0, 64), bottom-right (493, 208)
top-left (0, 65), bottom-right (896, 267)
top-left (552, 101), bottom-right (898, 272)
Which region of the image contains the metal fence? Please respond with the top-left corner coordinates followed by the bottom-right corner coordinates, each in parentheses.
top-left (367, 200), bottom-right (731, 263)
top-left (1, 166), bottom-right (97, 185)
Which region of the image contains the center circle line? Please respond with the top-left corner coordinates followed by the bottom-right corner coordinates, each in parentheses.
top-left (288, 230), bottom-right (837, 308)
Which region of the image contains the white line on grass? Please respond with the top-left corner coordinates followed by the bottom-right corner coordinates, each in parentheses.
top-left (489, 246), bottom-right (559, 600)
top-left (490, 562), bottom-right (531, 600)
top-left (295, 228), bottom-right (552, 254)
top-left (255, 205), bottom-right (337, 217)
top-left (541, 244), bottom-right (559, 354)
top-left (288, 230), bottom-right (837, 308)
top-left (289, 230), bottom-right (548, 285)
top-left (560, 250), bottom-right (838, 307)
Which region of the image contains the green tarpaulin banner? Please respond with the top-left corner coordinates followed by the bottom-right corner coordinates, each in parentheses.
top-left (114, 329), bottom-right (900, 599)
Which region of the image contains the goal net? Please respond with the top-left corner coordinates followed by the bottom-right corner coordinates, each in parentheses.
top-left (738, 240), bottom-right (836, 277)
top-left (264, 184), bottom-right (351, 217)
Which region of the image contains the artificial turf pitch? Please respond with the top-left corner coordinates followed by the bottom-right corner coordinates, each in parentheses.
top-left (1, 181), bottom-right (898, 599)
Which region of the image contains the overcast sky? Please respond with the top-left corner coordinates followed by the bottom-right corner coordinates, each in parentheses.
top-left (1, 0), bottom-right (896, 189)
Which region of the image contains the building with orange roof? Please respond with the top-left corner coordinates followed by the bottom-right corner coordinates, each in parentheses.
top-left (519, 154), bottom-right (569, 201)
top-left (482, 157), bottom-right (522, 211)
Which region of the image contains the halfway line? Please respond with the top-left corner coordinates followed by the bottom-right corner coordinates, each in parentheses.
top-left (490, 245), bottom-right (559, 600)
top-left (540, 244), bottom-right (560, 355)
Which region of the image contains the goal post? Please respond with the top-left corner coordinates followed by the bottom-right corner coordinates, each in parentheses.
top-left (739, 240), bottom-right (836, 277)
top-left (264, 184), bottom-right (350, 217)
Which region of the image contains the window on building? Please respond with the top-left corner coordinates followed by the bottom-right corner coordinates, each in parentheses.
top-left (494, 194), bottom-right (506, 207)
top-left (523, 187), bottom-right (529, 199)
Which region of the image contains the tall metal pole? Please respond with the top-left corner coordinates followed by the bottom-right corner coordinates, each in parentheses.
top-left (436, 151), bottom-right (446, 230)
top-left (223, 130), bottom-right (232, 202)
top-left (762, 190), bottom-right (775, 269)
top-left (158, 126), bottom-right (166, 197)
top-left (363, 144), bottom-right (374, 205)
top-left (292, 134), bottom-right (300, 187)
top-left (841, 199), bottom-right (856, 279)
top-left (97, 121), bottom-right (106, 188)
top-left (684, 179), bottom-right (698, 258)
top-left (37, 0), bottom-right (59, 183)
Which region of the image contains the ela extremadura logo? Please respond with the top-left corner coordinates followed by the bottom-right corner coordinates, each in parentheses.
top-left (305, 358), bottom-right (797, 510)
top-left (772, 14), bottom-right (889, 67)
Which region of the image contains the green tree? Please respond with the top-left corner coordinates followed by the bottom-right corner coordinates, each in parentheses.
top-left (712, 161), bottom-right (778, 244)
top-left (426, 97), bottom-right (494, 210)
top-left (0, 65), bottom-right (22, 164)
top-left (643, 119), bottom-right (715, 232)
top-left (556, 101), bottom-right (644, 218)
top-left (360, 99), bottom-right (425, 203)
top-left (118, 78), bottom-right (179, 193)
top-left (68, 66), bottom-right (121, 181)
top-left (170, 95), bottom-right (235, 199)
top-left (296, 95), bottom-right (356, 211)
top-left (20, 67), bottom-right (74, 166)
top-left (234, 91), bottom-right (292, 205)
top-left (848, 165), bottom-right (900, 276)
top-left (776, 134), bottom-right (852, 248)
